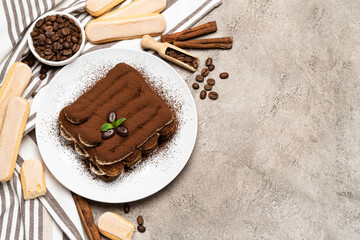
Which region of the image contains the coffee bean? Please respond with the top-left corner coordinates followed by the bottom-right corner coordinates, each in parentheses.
top-left (116, 126), bottom-right (128, 137)
top-left (51, 33), bottom-right (60, 41)
top-left (38, 34), bottom-right (46, 41)
top-left (220, 72), bottom-right (229, 79)
top-left (45, 38), bottom-right (52, 45)
top-left (66, 35), bottom-right (72, 42)
top-left (71, 36), bottom-right (78, 43)
top-left (209, 91), bottom-right (218, 100)
top-left (195, 75), bottom-right (204, 82)
top-left (30, 31), bottom-right (38, 37)
top-left (56, 17), bottom-right (64, 23)
top-left (64, 21), bottom-right (70, 27)
top-left (201, 68), bottom-right (209, 77)
top-left (137, 216), bottom-right (144, 225)
top-left (102, 129), bottom-right (115, 139)
top-left (44, 49), bottom-right (52, 55)
top-left (63, 42), bottom-right (70, 49)
top-left (40, 66), bottom-right (47, 74)
top-left (62, 49), bottom-right (72, 56)
top-left (60, 28), bottom-right (70, 36)
top-left (40, 73), bottom-right (46, 80)
top-left (31, 92), bottom-right (37, 98)
top-left (53, 42), bottom-right (63, 51)
top-left (200, 90), bottom-right (207, 99)
top-left (58, 23), bottom-right (65, 29)
top-left (35, 20), bottom-right (43, 28)
top-left (49, 15), bottom-right (56, 22)
top-left (177, 55), bottom-right (185, 62)
top-left (184, 56), bottom-right (193, 63)
top-left (53, 22), bottom-right (59, 30)
top-left (208, 64), bottom-right (215, 71)
top-left (60, 56), bottom-right (68, 61)
top-left (40, 24), bottom-right (46, 32)
top-left (137, 225), bottom-right (146, 233)
top-left (192, 83), bottom-right (199, 90)
top-left (205, 58), bottom-right (213, 66)
top-left (58, 38), bottom-right (64, 44)
top-left (44, 54), bottom-right (53, 60)
top-left (70, 19), bottom-right (75, 24)
top-left (45, 31), bottom-right (54, 38)
top-left (124, 203), bottom-right (130, 214)
top-left (50, 55), bottom-right (56, 61)
top-left (192, 60), bottom-right (199, 69)
top-left (56, 53), bottom-right (61, 61)
top-left (204, 84), bottom-right (212, 91)
top-left (72, 44), bottom-right (79, 53)
top-left (44, 26), bottom-right (53, 32)
top-left (207, 78), bottom-right (215, 85)
top-left (107, 112), bottom-right (117, 123)
top-left (45, 21), bottom-right (52, 26)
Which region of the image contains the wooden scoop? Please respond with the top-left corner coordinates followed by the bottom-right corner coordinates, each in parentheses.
top-left (141, 35), bottom-right (199, 72)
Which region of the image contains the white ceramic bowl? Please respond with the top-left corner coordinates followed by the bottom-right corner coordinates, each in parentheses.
top-left (27, 11), bottom-right (86, 67)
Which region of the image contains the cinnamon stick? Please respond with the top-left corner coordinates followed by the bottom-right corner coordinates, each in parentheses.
top-left (173, 37), bottom-right (233, 49)
top-left (73, 194), bottom-right (102, 240)
top-left (161, 21), bottom-right (217, 43)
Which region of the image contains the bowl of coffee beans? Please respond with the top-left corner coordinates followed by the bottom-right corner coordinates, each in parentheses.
top-left (28, 12), bottom-right (85, 66)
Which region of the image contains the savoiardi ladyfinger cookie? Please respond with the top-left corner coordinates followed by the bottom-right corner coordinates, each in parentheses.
top-left (0, 97), bottom-right (30, 182)
top-left (97, 212), bottom-right (135, 240)
top-left (0, 62), bottom-right (31, 130)
top-left (85, 13), bottom-right (166, 44)
top-left (86, 0), bottom-right (125, 17)
top-left (20, 159), bottom-right (47, 200)
top-left (99, 0), bottom-right (167, 19)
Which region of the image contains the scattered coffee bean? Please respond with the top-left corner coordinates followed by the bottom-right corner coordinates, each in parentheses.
top-left (124, 203), bottom-right (130, 214)
top-left (31, 92), bottom-right (37, 98)
top-left (205, 58), bottom-right (213, 66)
top-left (137, 225), bottom-right (146, 233)
top-left (31, 14), bottom-right (82, 62)
top-left (116, 126), bottom-right (128, 137)
top-left (192, 83), bottom-right (199, 90)
top-left (21, 53), bottom-right (36, 67)
top-left (208, 64), bottom-right (215, 71)
top-left (137, 215), bottom-right (144, 225)
top-left (220, 72), bottom-right (229, 79)
top-left (165, 48), bottom-right (198, 70)
top-left (40, 73), bottom-right (46, 80)
top-left (40, 65), bottom-right (48, 74)
top-left (200, 90), bottom-right (207, 100)
top-left (209, 91), bottom-right (218, 100)
top-left (201, 68), bottom-right (209, 77)
top-left (195, 75), bottom-right (204, 82)
top-left (204, 84), bottom-right (212, 91)
top-left (207, 78), bottom-right (215, 85)
top-left (107, 111), bottom-right (117, 123)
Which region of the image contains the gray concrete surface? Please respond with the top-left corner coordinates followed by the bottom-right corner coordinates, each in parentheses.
top-left (90, 1), bottom-right (360, 239)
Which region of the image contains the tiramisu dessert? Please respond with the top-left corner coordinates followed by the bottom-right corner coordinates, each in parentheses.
top-left (58, 63), bottom-right (175, 181)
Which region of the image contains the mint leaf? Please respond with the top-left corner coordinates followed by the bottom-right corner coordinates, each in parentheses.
top-left (101, 123), bottom-right (115, 132)
top-left (112, 120), bottom-right (116, 125)
top-left (114, 118), bottom-right (126, 127)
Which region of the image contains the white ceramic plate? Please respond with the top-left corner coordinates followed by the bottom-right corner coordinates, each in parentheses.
top-left (36, 49), bottom-right (197, 203)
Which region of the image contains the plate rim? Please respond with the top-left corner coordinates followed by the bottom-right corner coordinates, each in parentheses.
top-left (35, 48), bottom-right (198, 203)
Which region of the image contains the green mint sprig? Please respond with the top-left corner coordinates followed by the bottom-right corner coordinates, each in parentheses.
top-left (101, 118), bottom-right (126, 132)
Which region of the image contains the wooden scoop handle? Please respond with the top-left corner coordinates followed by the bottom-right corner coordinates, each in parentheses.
top-left (140, 35), bottom-right (164, 53)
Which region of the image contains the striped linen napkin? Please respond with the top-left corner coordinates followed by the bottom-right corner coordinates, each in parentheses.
top-left (0, 0), bottom-right (222, 239)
